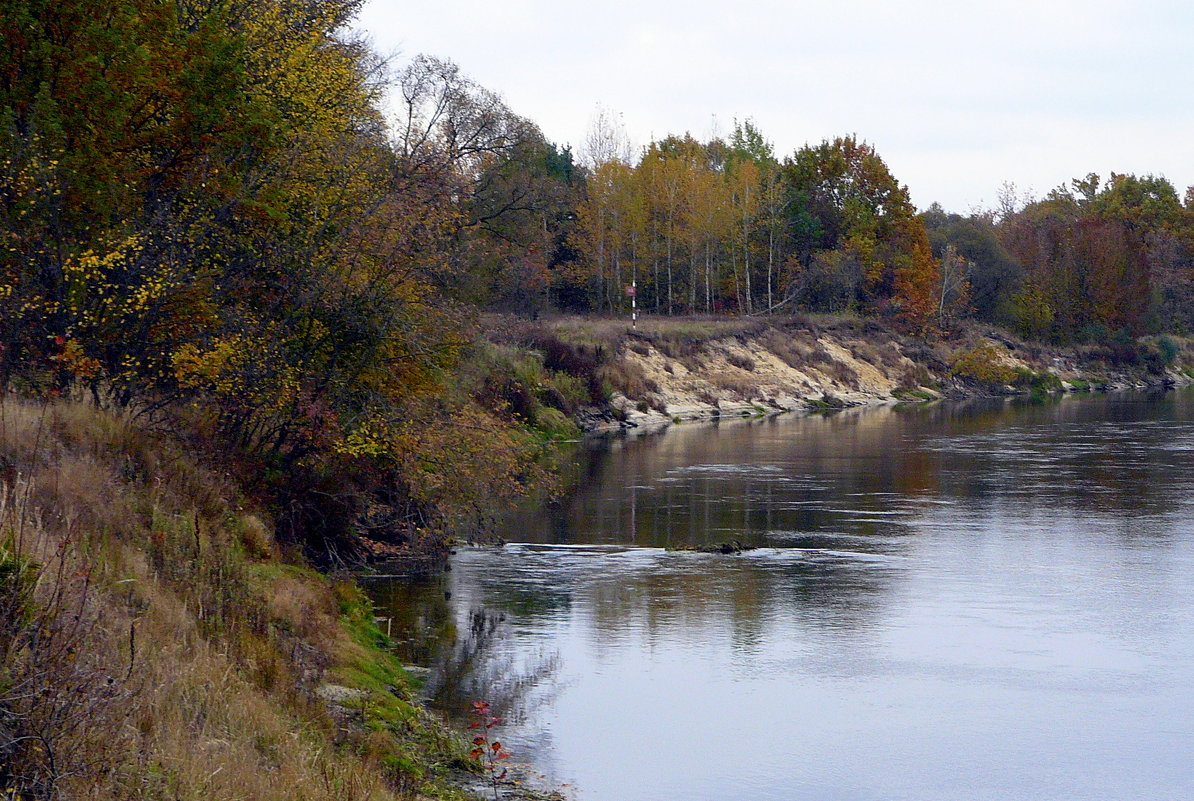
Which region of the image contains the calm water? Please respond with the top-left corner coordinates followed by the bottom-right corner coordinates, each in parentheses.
top-left (366, 391), bottom-right (1194, 801)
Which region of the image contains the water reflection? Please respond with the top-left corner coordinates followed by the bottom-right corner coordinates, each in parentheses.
top-left (515, 391), bottom-right (1194, 551)
top-left (367, 390), bottom-right (1194, 801)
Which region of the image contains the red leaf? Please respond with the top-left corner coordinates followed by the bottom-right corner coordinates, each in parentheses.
top-left (472, 736), bottom-right (485, 745)
top-left (498, 770), bottom-right (507, 780)
top-left (469, 748), bottom-right (484, 759)
top-left (497, 753), bottom-right (511, 760)
top-left (491, 741), bottom-right (501, 751)
top-left (467, 722), bottom-right (481, 729)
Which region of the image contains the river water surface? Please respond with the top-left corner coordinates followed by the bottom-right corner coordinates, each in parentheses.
top-left (366, 391), bottom-right (1194, 801)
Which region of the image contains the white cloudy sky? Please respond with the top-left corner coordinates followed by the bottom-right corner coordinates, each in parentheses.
top-left (354, 0), bottom-right (1192, 213)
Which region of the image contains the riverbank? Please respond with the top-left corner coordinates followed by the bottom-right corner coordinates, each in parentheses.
top-left (3, 326), bottom-right (1189, 801)
top-left (0, 398), bottom-right (480, 800)
top-left (485, 315), bottom-right (1194, 433)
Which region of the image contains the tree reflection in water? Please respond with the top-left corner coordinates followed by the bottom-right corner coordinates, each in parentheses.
top-left (425, 606), bottom-right (561, 728)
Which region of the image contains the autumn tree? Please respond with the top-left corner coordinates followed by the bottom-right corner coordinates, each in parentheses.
top-left (994, 173), bottom-right (1188, 340)
top-left (573, 106), bottom-right (636, 310)
top-left (783, 135), bottom-right (938, 330)
top-left (463, 132), bottom-right (580, 315)
top-left (0, 2), bottom-right (555, 554)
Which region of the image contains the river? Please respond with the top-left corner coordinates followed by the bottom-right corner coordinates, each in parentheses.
top-left (365, 390), bottom-right (1194, 801)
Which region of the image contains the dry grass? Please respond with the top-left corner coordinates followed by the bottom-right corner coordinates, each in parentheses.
top-left (819, 359), bottom-right (860, 390)
top-left (0, 397), bottom-right (466, 801)
top-left (539, 314), bottom-right (769, 347)
top-left (525, 315), bottom-right (782, 365)
top-left (597, 359), bottom-right (659, 400)
top-left (758, 329), bottom-right (822, 370)
top-left (847, 341), bottom-right (884, 368)
top-left (724, 352), bottom-right (757, 372)
top-left (709, 372), bottom-right (761, 398)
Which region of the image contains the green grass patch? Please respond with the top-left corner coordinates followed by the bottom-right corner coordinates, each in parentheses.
top-left (893, 387), bottom-right (936, 402)
top-left (1011, 367), bottom-right (1063, 393)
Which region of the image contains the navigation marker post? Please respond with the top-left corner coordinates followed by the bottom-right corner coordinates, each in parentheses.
top-left (627, 280), bottom-right (636, 329)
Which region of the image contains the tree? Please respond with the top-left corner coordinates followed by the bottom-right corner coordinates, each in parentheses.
top-left (783, 135), bottom-right (938, 330)
top-left (726, 157), bottom-right (761, 313)
top-left (725, 120), bottom-right (777, 314)
top-left (581, 104), bottom-right (634, 171)
top-left (995, 172), bottom-right (1182, 340)
top-left (639, 136), bottom-right (702, 314)
top-left (935, 244), bottom-right (972, 326)
top-left (466, 133), bottom-right (580, 315)
top-left (922, 205), bottom-right (1021, 324)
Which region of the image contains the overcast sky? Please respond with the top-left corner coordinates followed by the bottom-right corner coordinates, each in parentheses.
top-left (354, 0), bottom-right (1192, 213)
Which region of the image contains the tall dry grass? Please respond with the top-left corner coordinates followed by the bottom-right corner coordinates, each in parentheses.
top-left (0, 397), bottom-right (465, 801)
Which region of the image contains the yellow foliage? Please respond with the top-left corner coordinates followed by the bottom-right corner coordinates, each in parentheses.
top-left (949, 345), bottom-right (1020, 386)
top-left (172, 337), bottom-right (247, 392)
top-left (53, 339), bottom-right (101, 380)
top-left (333, 415), bottom-right (393, 459)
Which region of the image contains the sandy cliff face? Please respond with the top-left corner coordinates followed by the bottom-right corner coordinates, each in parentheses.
top-left (588, 323), bottom-right (1191, 430)
top-left (603, 326), bottom-right (932, 427)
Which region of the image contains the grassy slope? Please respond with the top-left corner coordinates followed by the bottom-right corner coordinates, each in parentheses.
top-left (0, 398), bottom-right (473, 801)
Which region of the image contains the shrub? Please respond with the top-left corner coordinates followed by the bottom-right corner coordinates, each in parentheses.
top-left (823, 359), bottom-right (859, 389)
top-left (1105, 328), bottom-right (1141, 366)
top-left (1011, 368), bottom-right (1062, 393)
top-left (725, 352), bottom-right (756, 371)
top-left (540, 371), bottom-right (589, 415)
top-left (808, 345), bottom-right (834, 365)
top-left (877, 343), bottom-right (905, 369)
top-left (949, 345), bottom-right (1019, 387)
top-left (900, 364), bottom-right (936, 390)
top-left (1157, 336), bottom-right (1180, 366)
top-left (596, 359), bottom-right (659, 400)
top-left (1077, 323), bottom-right (1111, 345)
top-left (533, 334), bottom-right (608, 403)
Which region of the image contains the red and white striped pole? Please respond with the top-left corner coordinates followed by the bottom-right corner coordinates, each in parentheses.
top-left (630, 279), bottom-right (637, 328)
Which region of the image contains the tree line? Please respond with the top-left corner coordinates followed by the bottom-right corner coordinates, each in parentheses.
top-left (568, 121), bottom-right (937, 331)
top-left (559, 122), bottom-right (1194, 344)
